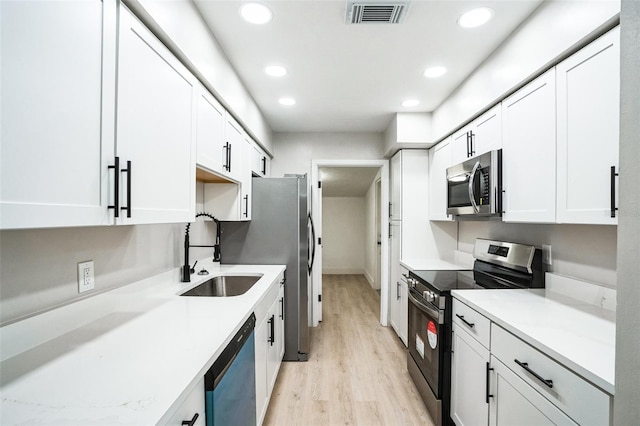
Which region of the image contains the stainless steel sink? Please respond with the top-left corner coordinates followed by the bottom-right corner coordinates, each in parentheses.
top-left (180, 275), bottom-right (263, 297)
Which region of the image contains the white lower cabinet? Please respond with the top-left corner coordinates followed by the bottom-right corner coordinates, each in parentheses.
top-left (164, 377), bottom-right (206, 426)
top-left (255, 273), bottom-right (285, 424)
top-left (451, 298), bottom-right (611, 426)
top-left (450, 320), bottom-right (490, 426)
top-left (489, 356), bottom-right (576, 426)
top-left (388, 221), bottom-right (402, 341)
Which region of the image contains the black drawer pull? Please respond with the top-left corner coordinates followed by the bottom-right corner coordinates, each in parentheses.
top-left (485, 362), bottom-right (494, 403)
top-left (456, 314), bottom-right (475, 328)
top-left (268, 315), bottom-right (275, 346)
top-left (182, 412), bottom-right (199, 426)
top-left (515, 359), bottom-right (554, 388)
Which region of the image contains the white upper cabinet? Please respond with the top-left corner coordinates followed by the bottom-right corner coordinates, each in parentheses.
top-left (251, 143), bottom-right (270, 178)
top-left (0, 0), bottom-right (116, 229)
top-left (502, 69), bottom-right (557, 223)
top-left (429, 138), bottom-right (453, 221)
top-left (451, 105), bottom-right (502, 165)
top-left (240, 133), bottom-right (253, 221)
top-left (223, 115), bottom-right (245, 183)
top-left (203, 133), bottom-right (252, 221)
top-left (556, 27), bottom-right (620, 225)
top-left (390, 152), bottom-right (402, 221)
top-left (196, 86), bottom-right (226, 175)
top-left (115, 6), bottom-right (196, 225)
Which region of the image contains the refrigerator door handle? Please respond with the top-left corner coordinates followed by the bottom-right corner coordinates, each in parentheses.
top-left (308, 212), bottom-right (316, 274)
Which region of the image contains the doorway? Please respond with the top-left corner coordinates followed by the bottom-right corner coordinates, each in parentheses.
top-left (310, 160), bottom-right (390, 327)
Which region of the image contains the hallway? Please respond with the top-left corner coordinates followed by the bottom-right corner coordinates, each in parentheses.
top-left (264, 275), bottom-right (434, 425)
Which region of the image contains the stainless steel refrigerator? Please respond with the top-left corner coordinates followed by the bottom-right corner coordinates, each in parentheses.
top-left (220, 175), bottom-right (315, 361)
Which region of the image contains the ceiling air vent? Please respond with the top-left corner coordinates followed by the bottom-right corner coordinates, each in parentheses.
top-left (346, 1), bottom-right (409, 24)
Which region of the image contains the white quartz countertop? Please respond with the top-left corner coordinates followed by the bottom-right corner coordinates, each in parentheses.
top-left (451, 289), bottom-right (615, 395)
top-left (0, 259), bottom-right (286, 425)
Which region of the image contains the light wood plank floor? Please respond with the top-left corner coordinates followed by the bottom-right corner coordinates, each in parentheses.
top-left (263, 274), bottom-right (434, 426)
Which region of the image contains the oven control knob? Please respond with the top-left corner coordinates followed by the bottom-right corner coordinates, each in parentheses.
top-left (423, 290), bottom-right (435, 303)
top-left (408, 278), bottom-right (416, 288)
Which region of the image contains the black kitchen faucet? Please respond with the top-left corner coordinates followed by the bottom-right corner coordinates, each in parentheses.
top-left (182, 212), bottom-right (221, 282)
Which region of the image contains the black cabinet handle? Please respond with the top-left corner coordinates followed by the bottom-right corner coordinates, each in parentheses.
top-left (182, 413), bottom-right (199, 426)
top-left (243, 194), bottom-right (249, 218)
top-left (397, 282), bottom-right (401, 300)
top-left (223, 142), bottom-right (230, 172)
top-left (466, 132), bottom-right (471, 157)
top-left (121, 160), bottom-right (132, 218)
top-left (514, 359), bottom-right (553, 388)
top-left (268, 315), bottom-right (275, 346)
top-left (388, 202), bottom-right (392, 218)
top-left (470, 131), bottom-right (476, 156)
top-left (108, 156), bottom-right (120, 218)
top-left (261, 156), bottom-right (267, 175)
top-left (279, 297), bottom-right (284, 320)
top-left (611, 166), bottom-right (618, 218)
top-left (486, 362), bottom-right (494, 403)
top-left (456, 314), bottom-right (475, 328)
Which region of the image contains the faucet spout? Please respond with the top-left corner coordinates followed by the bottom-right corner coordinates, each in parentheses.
top-left (182, 212), bottom-right (221, 283)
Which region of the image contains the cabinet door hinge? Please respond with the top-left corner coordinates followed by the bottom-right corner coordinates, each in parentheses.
top-left (318, 294), bottom-right (322, 302)
top-left (318, 237), bottom-right (322, 245)
top-left (318, 181), bottom-right (322, 188)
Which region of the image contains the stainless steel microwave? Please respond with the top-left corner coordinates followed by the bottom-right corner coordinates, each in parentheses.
top-left (446, 149), bottom-right (502, 217)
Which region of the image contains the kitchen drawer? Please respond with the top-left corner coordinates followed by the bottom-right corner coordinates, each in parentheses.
top-left (452, 298), bottom-right (491, 349)
top-left (164, 377), bottom-right (205, 426)
top-left (491, 324), bottom-right (610, 425)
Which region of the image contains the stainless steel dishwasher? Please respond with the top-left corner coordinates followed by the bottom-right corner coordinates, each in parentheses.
top-left (205, 313), bottom-right (256, 426)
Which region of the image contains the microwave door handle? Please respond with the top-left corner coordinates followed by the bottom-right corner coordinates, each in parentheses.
top-left (468, 161), bottom-right (481, 213)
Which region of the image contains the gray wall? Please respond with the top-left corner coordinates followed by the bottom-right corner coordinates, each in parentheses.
top-left (458, 222), bottom-right (617, 287)
top-left (0, 184), bottom-right (216, 325)
top-left (322, 197), bottom-right (366, 274)
top-left (271, 132), bottom-right (385, 177)
top-left (614, 1), bottom-right (640, 423)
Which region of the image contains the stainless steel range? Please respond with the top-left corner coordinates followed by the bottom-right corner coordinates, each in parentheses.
top-left (406, 239), bottom-right (545, 426)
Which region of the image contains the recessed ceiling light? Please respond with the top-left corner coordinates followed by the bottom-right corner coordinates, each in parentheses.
top-left (265, 65), bottom-right (287, 77)
top-left (457, 7), bottom-right (493, 28)
top-left (423, 66), bottom-right (447, 79)
top-left (279, 97), bottom-right (296, 106)
top-left (402, 99), bottom-right (420, 107)
top-left (240, 2), bottom-right (273, 25)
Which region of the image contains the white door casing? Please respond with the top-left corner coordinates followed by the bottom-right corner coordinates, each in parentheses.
top-left (311, 160), bottom-right (390, 327)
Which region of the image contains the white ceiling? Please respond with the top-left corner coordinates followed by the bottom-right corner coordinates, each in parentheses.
top-left (320, 167), bottom-right (380, 197)
top-left (193, 0), bottom-right (543, 133)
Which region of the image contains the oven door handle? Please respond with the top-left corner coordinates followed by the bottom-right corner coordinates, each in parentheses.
top-left (408, 291), bottom-right (443, 324)
top-left (468, 161), bottom-right (481, 213)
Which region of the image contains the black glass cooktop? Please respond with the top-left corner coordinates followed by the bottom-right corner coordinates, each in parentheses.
top-left (411, 262), bottom-right (535, 294)
top-left (410, 269), bottom-right (481, 293)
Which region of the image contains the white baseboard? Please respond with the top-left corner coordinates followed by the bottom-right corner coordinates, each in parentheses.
top-left (322, 268), bottom-right (364, 275)
top-left (363, 270), bottom-right (379, 289)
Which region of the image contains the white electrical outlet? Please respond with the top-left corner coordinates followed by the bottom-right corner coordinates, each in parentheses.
top-left (542, 244), bottom-right (552, 266)
top-left (78, 261), bottom-right (95, 293)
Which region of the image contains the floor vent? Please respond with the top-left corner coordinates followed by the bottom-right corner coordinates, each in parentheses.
top-left (346, 1), bottom-right (409, 24)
